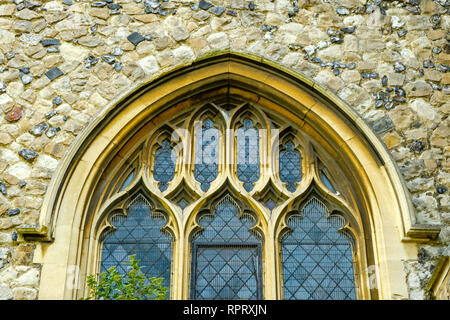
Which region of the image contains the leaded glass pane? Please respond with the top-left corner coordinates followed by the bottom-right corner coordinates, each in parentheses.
top-left (153, 140), bottom-right (176, 192)
top-left (178, 199), bottom-right (188, 211)
top-left (320, 170), bottom-right (337, 193)
top-left (191, 195), bottom-right (262, 300)
top-left (237, 119), bottom-right (259, 192)
top-left (193, 245), bottom-right (261, 300)
top-left (194, 119), bottom-right (219, 192)
top-left (120, 172), bottom-right (134, 191)
top-left (279, 141), bottom-right (302, 192)
top-left (193, 196), bottom-right (260, 243)
top-left (265, 199), bottom-right (277, 211)
top-left (281, 198), bottom-right (356, 300)
top-left (101, 195), bottom-right (173, 296)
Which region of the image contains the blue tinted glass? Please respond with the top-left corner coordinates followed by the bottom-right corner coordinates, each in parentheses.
top-left (193, 246), bottom-right (260, 300)
top-left (120, 172), bottom-right (134, 191)
top-left (191, 195), bottom-right (262, 300)
top-left (320, 170), bottom-right (337, 193)
top-left (266, 199), bottom-right (277, 211)
top-left (237, 119), bottom-right (259, 192)
top-left (281, 199), bottom-right (356, 300)
top-left (194, 120), bottom-right (219, 192)
top-left (279, 141), bottom-right (302, 192)
top-left (101, 196), bottom-right (173, 297)
top-left (178, 199), bottom-right (188, 211)
top-left (193, 196), bottom-right (259, 243)
top-left (153, 140), bottom-right (176, 192)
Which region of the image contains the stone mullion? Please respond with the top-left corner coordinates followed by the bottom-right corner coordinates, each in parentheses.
top-left (262, 224), bottom-right (277, 299)
top-left (261, 119), bottom-right (279, 300)
top-left (171, 226), bottom-right (184, 300)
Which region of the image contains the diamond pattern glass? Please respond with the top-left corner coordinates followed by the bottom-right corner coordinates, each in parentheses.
top-left (193, 246), bottom-right (261, 300)
top-left (193, 195), bottom-right (260, 243)
top-left (100, 103), bottom-right (363, 301)
top-left (191, 195), bottom-right (262, 300)
top-left (153, 140), bottom-right (176, 192)
top-left (281, 198), bottom-right (356, 300)
top-left (194, 119), bottom-right (219, 192)
top-left (101, 195), bottom-right (173, 295)
top-left (237, 119), bottom-right (260, 192)
top-left (279, 141), bottom-right (302, 192)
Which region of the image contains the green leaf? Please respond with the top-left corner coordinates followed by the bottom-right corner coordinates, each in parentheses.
top-left (80, 255), bottom-right (168, 300)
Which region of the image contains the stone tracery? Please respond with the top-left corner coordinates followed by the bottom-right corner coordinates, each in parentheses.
top-left (94, 99), bottom-right (361, 299)
top-left (16, 52), bottom-right (442, 300)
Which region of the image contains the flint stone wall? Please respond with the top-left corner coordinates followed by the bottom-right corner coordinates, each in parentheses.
top-left (0, 0), bottom-right (449, 299)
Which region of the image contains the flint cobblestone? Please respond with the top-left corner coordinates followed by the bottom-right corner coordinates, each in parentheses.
top-left (0, 0), bottom-right (447, 301)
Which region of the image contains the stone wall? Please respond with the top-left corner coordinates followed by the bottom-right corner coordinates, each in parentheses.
top-left (0, 0), bottom-right (448, 299)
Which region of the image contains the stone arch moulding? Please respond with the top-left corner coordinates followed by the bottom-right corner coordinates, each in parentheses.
top-left (20, 51), bottom-right (439, 300)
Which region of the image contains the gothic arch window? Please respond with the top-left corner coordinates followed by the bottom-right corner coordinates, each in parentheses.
top-left (84, 99), bottom-right (368, 300)
top-left (236, 119), bottom-right (260, 192)
top-left (280, 197), bottom-right (356, 300)
top-left (35, 55), bottom-right (419, 300)
top-left (99, 194), bottom-right (173, 295)
top-left (153, 139), bottom-right (176, 192)
top-left (194, 118), bottom-right (220, 192)
top-left (279, 141), bottom-right (302, 193)
top-left (190, 194), bottom-right (263, 300)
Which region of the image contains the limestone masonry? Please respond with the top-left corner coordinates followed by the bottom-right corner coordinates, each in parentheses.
top-left (0, 0), bottom-right (449, 299)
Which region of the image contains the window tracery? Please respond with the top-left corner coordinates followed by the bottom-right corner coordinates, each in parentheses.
top-left (194, 119), bottom-right (219, 192)
top-left (100, 194), bottom-right (173, 294)
top-left (236, 119), bottom-right (260, 192)
top-left (153, 139), bottom-right (176, 192)
top-left (93, 100), bottom-right (363, 300)
top-left (280, 197), bottom-right (356, 300)
top-left (190, 194), bottom-right (263, 300)
top-left (279, 141), bottom-right (302, 193)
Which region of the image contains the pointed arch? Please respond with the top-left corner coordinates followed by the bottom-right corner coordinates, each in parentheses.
top-left (30, 52), bottom-right (429, 300)
top-left (92, 178), bottom-right (179, 245)
top-left (148, 124), bottom-right (180, 193)
top-left (191, 192), bottom-right (262, 243)
top-left (184, 178), bottom-right (268, 240)
top-left (230, 104), bottom-right (273, 193)
top-left (187, 104), bottom-right (226, 193)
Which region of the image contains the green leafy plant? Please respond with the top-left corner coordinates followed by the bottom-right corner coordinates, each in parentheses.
top-left (81, 255), bottom-right (168, 300)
